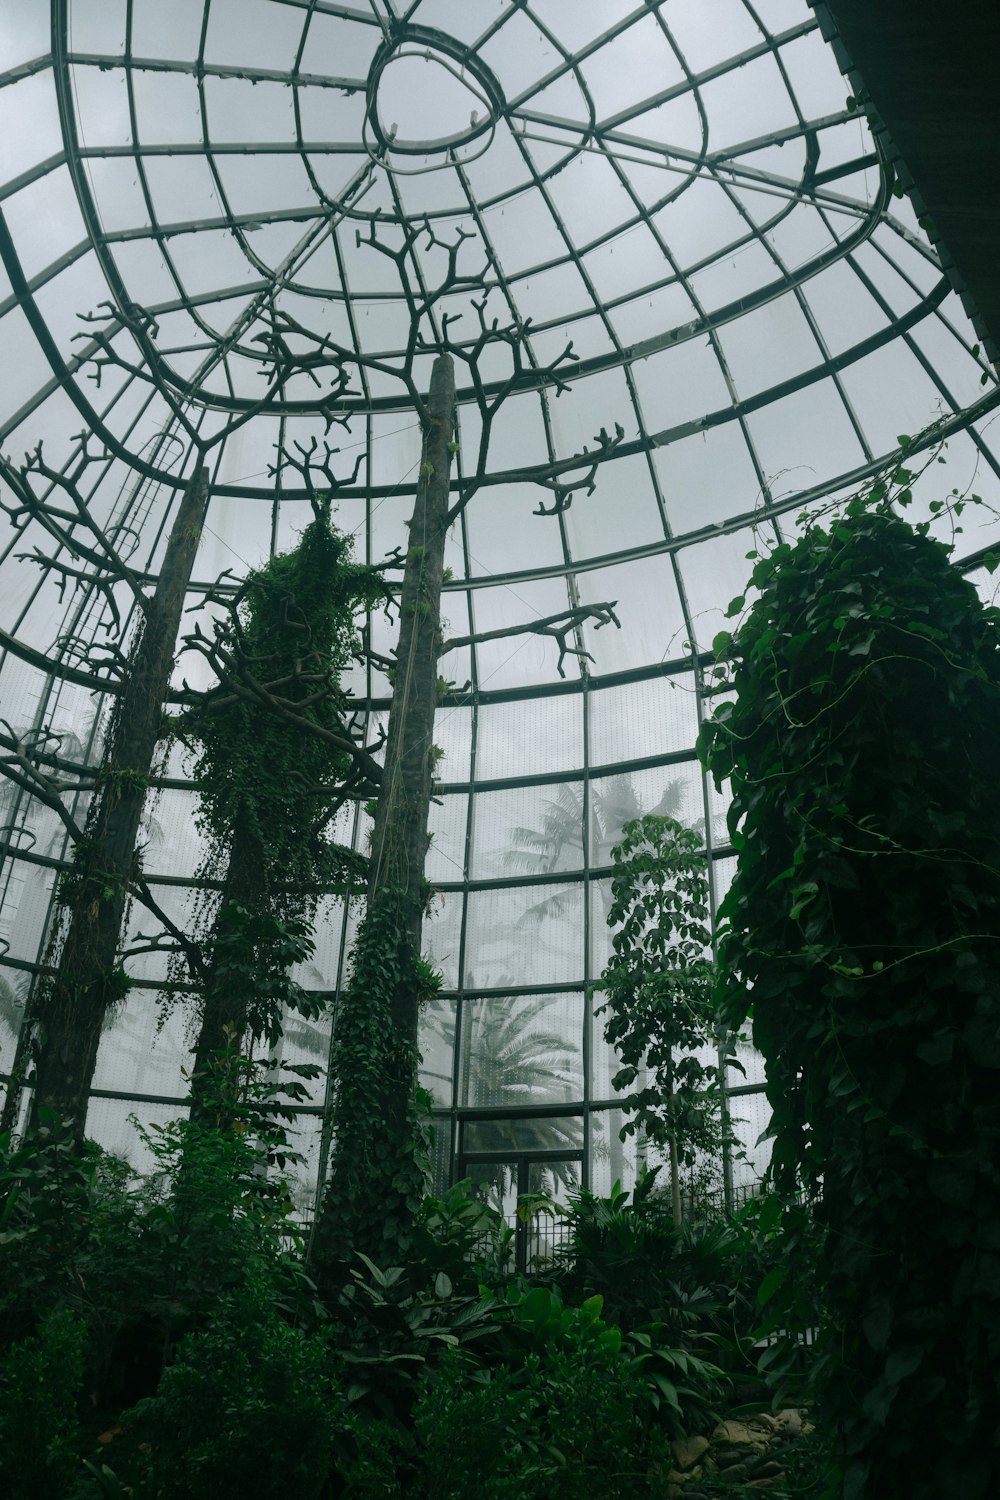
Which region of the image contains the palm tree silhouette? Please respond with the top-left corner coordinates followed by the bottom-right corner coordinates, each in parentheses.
top-left (501, 775), bottom-right (694, 925)
top-left (0, 969), bottom-right (29, 1062)
top-left (496, 775), bottom-right (707, 1192)
top-left (424, 987), bottom-right (583, 1198)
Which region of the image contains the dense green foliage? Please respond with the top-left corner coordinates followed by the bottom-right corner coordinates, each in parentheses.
top-left (122, 1274), bottom-right (333, 1500)
top-left (195, 903), bottom-right (320, 1055)
top-left (413, 1319), bottom-right (661, 1500)
top-left (552, 1172), bottom-right (769, 1365)
top-left (181, 507), bottom-right (381, 1104)
top-left (597, 814), bottom-right (725, 1217)
top-left (0, 1088), bottom-right (766, 1498)
top-left (701, 499), bottom-right (1000, 1499)
top-left (0, 1070), bottom-right (318, 1383)
top-left (0, 1309), bottom-right (88, 1500)
top-left (189, 504), bottom-right (382, 894)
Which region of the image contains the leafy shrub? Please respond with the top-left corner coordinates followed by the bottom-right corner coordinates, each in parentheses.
top-left (0, 1308), bottom-right (87, 1500)
top-left (130, 1095), bottom-right (319, 1342)
top-left (332, 1411), bottom-right (413, 1499)
top-left (332, 1252), bottom-right (499, 1423)
top-left (0, 1116), bottom-right (99, 1343)
top-left (596, 815), bottom-right (725, 1217)
top-left (414, 1339), bottom-right (657, 1500)
top-left (122, 1271), bottom-right (333, 1500)
top-left (0, 1059), bottom-right (320, 1405)
top-left (552, 1173), bottom-right (682, 1328)
top-left (552, 1171), bottom-right (772, 1375)
top-left (414, 1360), bottom-right (539, 1500)
top-left (493, 1283), bottom-right (724, 1438)
top-left (410, 1180), bottom-right (514, 1293)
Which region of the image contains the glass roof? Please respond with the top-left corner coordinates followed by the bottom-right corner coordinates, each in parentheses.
top-left (2, 0), bottom-right (999, 1199)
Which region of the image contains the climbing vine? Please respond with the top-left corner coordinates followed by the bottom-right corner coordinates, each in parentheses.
top-left (311, 889), bottom-right (437, 1280)
top-left (313, 354), bottom-right (455, 1278)
top-left (700, 488), bottom-right (1000, 1500)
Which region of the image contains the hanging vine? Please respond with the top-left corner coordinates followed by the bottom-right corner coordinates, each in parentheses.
top-left (179, 505), bottom-right (387, 1122)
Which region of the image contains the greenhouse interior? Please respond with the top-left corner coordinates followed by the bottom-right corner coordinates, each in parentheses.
top-left (1, 2), bottom-right (999, 1497)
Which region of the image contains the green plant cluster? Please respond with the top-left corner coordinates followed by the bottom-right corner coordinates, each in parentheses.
top-left (330, 1252), bottom-right (500, 1423)
top-left (552, 1171), bottom-right (772, 1368)
top-left (494, 1281), bottom-right (723, 1438)
top-left (324, 1272), bottom-right (722, 1497)
top-left (701, 500), bottom-right (1000, 1499)
top-left (196, 902), bottom-right (320, 1055)
top-left (120, 1271), bottom-right (333, 1500)
top-left (410, 1179), bottom-right (516, 1291)
top-left (189, 506), bottom-right (384, 892)
top-left (412, 1318), bottom-right (659, 1500)
top-left (0, 1094), bottom-right (762, 1500)
top-left (0, 1061), bottom-right (329, 1494)
top-left (0, 1309), bottom-right (88, 1500)
top-left (55, 838), bottom-right (131, 920)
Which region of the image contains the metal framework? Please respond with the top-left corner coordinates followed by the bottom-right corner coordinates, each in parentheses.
top-left (1, 0), bottom-right (998, 1211)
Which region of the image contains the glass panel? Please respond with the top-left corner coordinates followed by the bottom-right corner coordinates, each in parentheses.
top-left (464, 1115), bottom-right (583, 1158)
top-left (419, 996), bottom-right (455, 1107)
top-left (459, 995), bottom-right (584, 1109)
top-left (591, 1108), bottom-right (642, 1198)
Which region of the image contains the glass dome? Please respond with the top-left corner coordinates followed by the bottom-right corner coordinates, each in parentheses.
top-left (2, 0), bottom-right (998, 1212)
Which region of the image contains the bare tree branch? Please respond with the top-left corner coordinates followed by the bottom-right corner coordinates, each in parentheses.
top-left (1, 437), bottom-right (150, 619)
top-left (269, 431), bottom-right (365, 508)
top-left (0, 721), bottom-right (89, 846)
top-left (441, 601), bottom-right (621, 678)
top-left (528, 424), bottom-right (627, 517)
top-left (128, 878), bottom-right (207, 981)
top-left (74, 299), bottom-right (307, 458)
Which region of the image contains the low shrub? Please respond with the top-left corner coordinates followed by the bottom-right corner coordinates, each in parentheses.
top-left (0, 1308), bottom-right (88, 1500)
top-left (494, 1282), bottom-right (724, 1438)
top-left (414, 1342), bottom-right (658, 1500)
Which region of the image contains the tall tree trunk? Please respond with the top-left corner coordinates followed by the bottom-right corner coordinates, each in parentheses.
top-left (23, 467), bottom-right (209, 1146)
top-left (367, 352), bottom-right (455, 1025)
top-left (315, 354), bottom-right (455, 1273)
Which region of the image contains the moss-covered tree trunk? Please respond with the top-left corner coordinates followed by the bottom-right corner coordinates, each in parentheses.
top-left (366, 354), bottom-right (455, 1036)
top-left (315, 353), bottom-right (455, 1274)
top-left (23, 466), bottom-right (209, 1145)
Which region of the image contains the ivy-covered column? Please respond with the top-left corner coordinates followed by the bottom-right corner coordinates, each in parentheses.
top-left (701, 502), bottom-right (1000, 1500)
top-left (25, 466), bottom-right (209, 1146)
top-left (316, 353), bottom-right (456, 1275)
top-left (186, 816), bottom-right (269, 1127)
